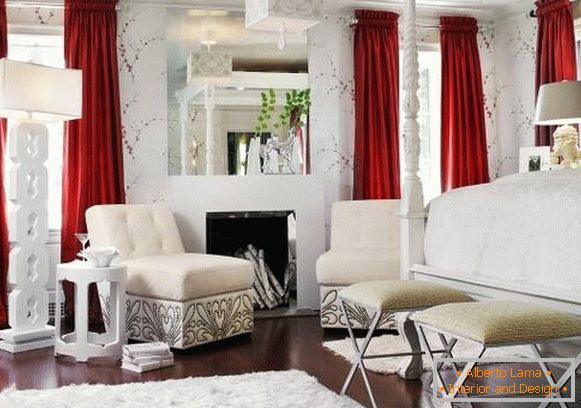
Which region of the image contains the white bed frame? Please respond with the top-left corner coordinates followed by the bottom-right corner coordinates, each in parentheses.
top-left (398, 0), bottom-right (581, 316)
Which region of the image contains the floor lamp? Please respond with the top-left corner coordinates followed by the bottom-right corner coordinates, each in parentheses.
top-left (0, 59), bottom-right (82, 353)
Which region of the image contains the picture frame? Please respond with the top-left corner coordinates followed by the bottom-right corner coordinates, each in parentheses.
top-left (518, 146), bottom-right (551, 173)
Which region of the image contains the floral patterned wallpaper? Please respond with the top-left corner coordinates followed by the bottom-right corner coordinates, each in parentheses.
top-left (118, 4), bottom-right (168, 203)
top-left (7, 6), bottom-right (62, 28)
top-left (490, 12), bottom-right (537, 177)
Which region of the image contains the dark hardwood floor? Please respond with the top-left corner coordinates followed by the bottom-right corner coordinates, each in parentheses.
top-left (0, 317), bottom-right (578, 408)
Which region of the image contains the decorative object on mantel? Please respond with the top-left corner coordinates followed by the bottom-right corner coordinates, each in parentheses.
top-left (0, 58), bottom-right (82, 354)
top-left (254, 88), bottom-right (310, 175)
top-left (245, 0), bottom-right (322, 50)
top-left (535, 81), bottom-right (581, 168)
top-left (121, 342), bottom-right (174, 373)
top-left (518, 146), bottom-right (551, 173)
top-left (79, 246), bottom-right (120, 268)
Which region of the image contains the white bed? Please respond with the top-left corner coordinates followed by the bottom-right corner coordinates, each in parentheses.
top-left (410, 170), bottom-right (581, 314)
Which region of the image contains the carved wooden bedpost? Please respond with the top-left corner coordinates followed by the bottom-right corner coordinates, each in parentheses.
top-left (400, 0), bottom-right (427, 280)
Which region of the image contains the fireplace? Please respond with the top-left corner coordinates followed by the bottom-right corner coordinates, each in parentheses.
top-left (206, 210), bottom-right (296, 309)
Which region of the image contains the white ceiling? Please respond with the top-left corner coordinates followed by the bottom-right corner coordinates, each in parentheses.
top-left (124, 0), bottom-right (534, 17)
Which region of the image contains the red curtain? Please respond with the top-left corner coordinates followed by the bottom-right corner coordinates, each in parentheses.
top-left (535, 0), bottom-right (578, 146)
top-left (63, 0), bottom-right (125, 327)
top-left (0, 0), bottom-right (8, 330)
top-left (353, 10), bottom-right (401, 200)
top-left (440, 16), bottom-right (489, 192)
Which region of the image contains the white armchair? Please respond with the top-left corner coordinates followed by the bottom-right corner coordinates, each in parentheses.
top-left (86, 204), bottom-right (255, 349)
top-left (316, 200), bottom-right (400, 328)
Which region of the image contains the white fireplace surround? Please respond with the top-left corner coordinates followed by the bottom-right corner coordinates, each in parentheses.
top-left (169, 175), bottom-right (325, 309)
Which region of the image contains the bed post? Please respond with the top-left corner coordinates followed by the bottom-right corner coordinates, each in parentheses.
top-left (400, 0), bottom-right (427, 280)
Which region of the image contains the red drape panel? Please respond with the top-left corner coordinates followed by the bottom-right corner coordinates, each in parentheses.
top-left (535, 0), bottom-right (578, 146)
top-left (63, 0), bottom-right (125, 327)
top-left (0, 0), bottom-right (8, 330)
top-left (353, 10), bottom-right (401, 200)
top-left (440, 16), bottom-right (489, 192)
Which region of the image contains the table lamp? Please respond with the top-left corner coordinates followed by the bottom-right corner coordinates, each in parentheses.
top-left (534, 81), bottom-right (581, 168)
top-left (0, 58), bottom-right (82, 353)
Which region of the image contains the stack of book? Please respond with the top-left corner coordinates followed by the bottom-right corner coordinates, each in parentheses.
top-left (121, 342), bottom-right (174, 373)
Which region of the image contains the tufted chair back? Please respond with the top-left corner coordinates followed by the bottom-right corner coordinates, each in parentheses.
top-left (85, 204), bottom-right (186, 261)
top-left (330, 200), bottom-right (400, 253)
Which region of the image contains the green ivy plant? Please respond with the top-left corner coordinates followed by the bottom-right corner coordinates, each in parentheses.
top-left (255, 88), bottom-right (277, 133)
top-left (254, 88), bottom-right (311, 135)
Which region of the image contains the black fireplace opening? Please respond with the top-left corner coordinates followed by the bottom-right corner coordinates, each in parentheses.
top-left (206, 210), bottom-right (296, 310)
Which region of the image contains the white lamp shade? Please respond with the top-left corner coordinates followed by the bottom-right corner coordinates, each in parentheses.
top-left (187, 51), bottom-right (232, 86)
top-left (534, 81), bottom-right (581, 126)
top-left (0, 58), bottom-right (82, 122)
top-left (245, 0), bottom-right (322, 33)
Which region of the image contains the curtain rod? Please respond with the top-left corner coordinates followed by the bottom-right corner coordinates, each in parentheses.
top-left (348, 18), bottom-right (441, 29)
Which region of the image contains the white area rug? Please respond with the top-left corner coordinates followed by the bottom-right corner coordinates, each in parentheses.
top-left (0, 370), bottom-right (362, 408)
top-left (323, 333), bottom-right (534, 375)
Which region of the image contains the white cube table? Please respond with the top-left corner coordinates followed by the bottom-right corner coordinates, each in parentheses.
top-left (55, 262), bottom-right (127, 362)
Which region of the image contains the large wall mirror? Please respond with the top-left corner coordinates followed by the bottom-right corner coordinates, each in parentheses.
top-left (167, 8), bottom-right (310, 176)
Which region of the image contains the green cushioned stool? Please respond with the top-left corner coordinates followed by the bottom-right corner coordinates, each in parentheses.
top-left (413, 301), bottom-right (581, 407)
top-left (338, 280), bottom-right (473, 408)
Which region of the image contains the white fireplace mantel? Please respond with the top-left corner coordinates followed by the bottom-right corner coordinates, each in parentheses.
top-left (169, 175), bottom-right (326, 309)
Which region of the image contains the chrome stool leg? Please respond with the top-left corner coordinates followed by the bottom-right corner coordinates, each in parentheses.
top-left (340, 299), bottom-right (381, 408)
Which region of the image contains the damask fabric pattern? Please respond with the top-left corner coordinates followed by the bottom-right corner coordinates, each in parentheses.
top-left (320, 286), bottom-right (395, 329)
top-left (125, 290), bottom-right (254, 349)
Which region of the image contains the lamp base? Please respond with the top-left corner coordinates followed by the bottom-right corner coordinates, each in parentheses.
top-left (0, 326), bottom-right (54, 353)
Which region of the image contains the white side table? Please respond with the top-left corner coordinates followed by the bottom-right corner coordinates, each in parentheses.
top-left (54, 262), bottom-right (127, 362)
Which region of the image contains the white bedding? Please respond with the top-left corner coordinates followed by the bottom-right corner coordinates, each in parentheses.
top-left (424, 170), bottom-right (581, 295)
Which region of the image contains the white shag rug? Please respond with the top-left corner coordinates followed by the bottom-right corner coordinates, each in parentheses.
top-left (0, 370), bottom-right (362, 408)
top-left (323, 333), bottom-right (534, 375)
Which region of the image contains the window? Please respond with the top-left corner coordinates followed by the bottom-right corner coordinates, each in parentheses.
top-left (400, 50), bottom-right (442, 204)
top-left (6, 34), bottom-right (65, 231)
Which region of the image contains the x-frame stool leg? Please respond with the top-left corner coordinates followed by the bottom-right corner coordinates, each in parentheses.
top-left (417, 323), bottom-right (482, 408)
top-left (340, 299), bottom-right (382, 408)
top-left (535, 346), bottom-right (581, 408)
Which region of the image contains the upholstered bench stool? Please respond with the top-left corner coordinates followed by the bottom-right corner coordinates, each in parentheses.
top-left (413, 301), bottom-right (581, 404)
top-left (338, 280), bottom-right (473, 408)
